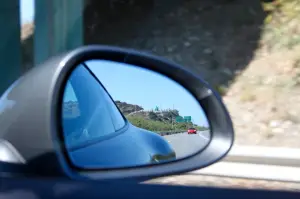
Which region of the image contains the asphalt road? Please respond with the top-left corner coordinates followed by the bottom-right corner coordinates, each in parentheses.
top-left (164, 131), bottom-right (210, 159)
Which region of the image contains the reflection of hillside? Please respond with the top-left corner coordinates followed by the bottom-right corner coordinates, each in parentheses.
top-left (115, 100), bottom-right (208, 130)
top-left (62, 100), bottom-right (208, 130)
top-left (115, 100), bottom-right (180, 122)
top-left (129, 109), bottom-right (180, 124)
top-left (115, 100), bottom-right (143, 115)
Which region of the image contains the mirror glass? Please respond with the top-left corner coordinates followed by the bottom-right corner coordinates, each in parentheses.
top-left (61, 60), bottom-right (211, 169)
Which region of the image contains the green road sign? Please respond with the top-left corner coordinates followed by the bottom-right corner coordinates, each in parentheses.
top-left (184, 116), bottom-right (192, 122)
top-left (175, 116), bottom-right (184, 122)
top-left (176, 116), bottom-right (192, 123)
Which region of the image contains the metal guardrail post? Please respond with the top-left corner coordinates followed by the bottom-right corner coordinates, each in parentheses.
top-left (34, 0), bottom-right (83, 65)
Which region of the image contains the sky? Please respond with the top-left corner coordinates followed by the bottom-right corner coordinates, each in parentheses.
top-left (85, 60), bottom-right (209, 127)
top-left (19, 1), bottom-right (209, 127)
top-left (20, 0), bottom-right (34, 25)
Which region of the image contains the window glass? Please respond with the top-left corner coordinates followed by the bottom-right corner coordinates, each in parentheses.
top-left (102, 92), bottom-right (126, 131)
top-left (62, 82), bottom-right (80, 118)
top-left (62, 65), bottom-right (126, 148)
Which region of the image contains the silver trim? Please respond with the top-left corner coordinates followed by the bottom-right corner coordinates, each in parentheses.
top-left (0, 139), bottom-right (26, 164)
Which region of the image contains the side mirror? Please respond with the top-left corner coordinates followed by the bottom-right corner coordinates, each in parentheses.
top-left (0, 45), bottom-right (234, 181)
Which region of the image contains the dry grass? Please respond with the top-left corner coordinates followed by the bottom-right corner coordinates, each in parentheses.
top-left (261, 0), bottom-right (300, 52)
top-left (21, 23), bottom-right (34, 40)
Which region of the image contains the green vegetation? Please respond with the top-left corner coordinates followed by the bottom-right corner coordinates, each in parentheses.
top-left (115, 100), bottom-right (208, 132)
top-left (126, 115), bottom-right (208, 133)
top-left (262, 0), bottom-right (300, 51)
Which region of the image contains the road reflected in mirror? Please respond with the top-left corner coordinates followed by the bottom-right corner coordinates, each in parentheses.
top-left (61, 60), bottom-right (211, 169)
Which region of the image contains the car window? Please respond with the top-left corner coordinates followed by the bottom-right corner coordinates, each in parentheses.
top-left (62, 64), bottom-right (126, 149)
top-left (62, 82), bottom-right (80, 119)
top-left (104, 94), bottom-right (126, 131)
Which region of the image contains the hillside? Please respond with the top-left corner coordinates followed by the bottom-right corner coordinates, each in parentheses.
top-left (115, 101), bottom-right (208, 132)
top-left (114, 100), bottom-right (143, 115)
top-left (62, 100), bottom-right (207, 132)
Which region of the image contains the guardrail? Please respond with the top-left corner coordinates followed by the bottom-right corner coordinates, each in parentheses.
top-left (157, 131), bottom-right (185, 136)
top-left (147, 132), bottom-right (300, 183)
top-left (157, 130), bottom-right (209, 136)
top-left (189, 145), bottom-right (300, 183)
top-left (224, 146), bottom-right (300, 167)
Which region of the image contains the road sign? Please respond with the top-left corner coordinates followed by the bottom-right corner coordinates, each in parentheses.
top-left (184, 116), bottom-right (192, 122)
top-left (175, 116), bottom-right (184, 122)
top-left (176, 116), bottom-right (192, 123)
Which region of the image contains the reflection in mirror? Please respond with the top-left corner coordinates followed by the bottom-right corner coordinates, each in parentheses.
top-left (61, 60), bottom-right (211, 169)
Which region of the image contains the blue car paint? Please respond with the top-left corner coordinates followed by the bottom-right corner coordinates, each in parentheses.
top-left (68, 123), bottom-right (176, 169)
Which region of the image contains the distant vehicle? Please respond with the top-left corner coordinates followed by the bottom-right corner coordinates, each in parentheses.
top-left (187, 128), bottom-right (197, 134)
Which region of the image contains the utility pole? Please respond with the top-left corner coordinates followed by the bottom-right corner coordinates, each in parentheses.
top-left (172, 104), bottom-right (174, 130)
top-left (171, 115), bottom-right (174, 130)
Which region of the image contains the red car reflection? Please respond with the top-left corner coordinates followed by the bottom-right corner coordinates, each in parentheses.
top-left (187, 128), bottom-right (197, 134)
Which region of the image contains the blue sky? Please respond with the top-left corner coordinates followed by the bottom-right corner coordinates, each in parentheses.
top-left (85, 60), bottom-right (209, 127)
top-left (20, 0), bottom-right (34, 25)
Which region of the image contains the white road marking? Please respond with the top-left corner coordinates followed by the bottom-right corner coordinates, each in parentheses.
top-left (198, 132), bottom-right (209, 141)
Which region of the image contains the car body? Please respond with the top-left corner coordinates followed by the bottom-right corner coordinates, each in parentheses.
top-left (187, 128), bottom-right (197, 134)
top-left (3, 177), bottom-right (298, 199)
top-left (62, 64), bottom-right (176, 169)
